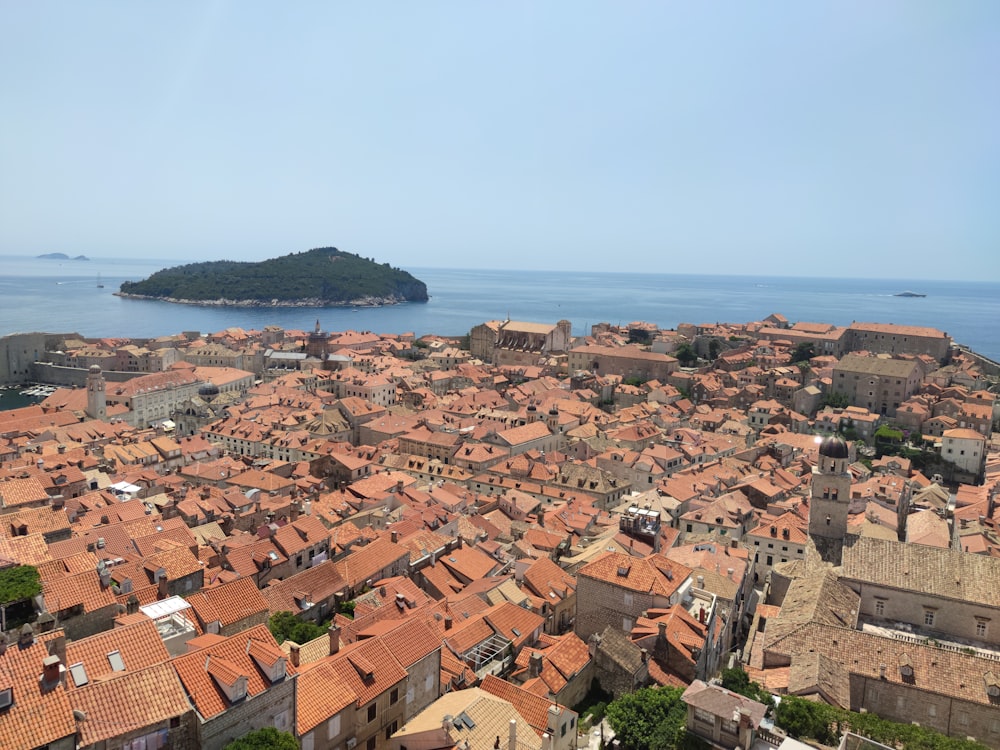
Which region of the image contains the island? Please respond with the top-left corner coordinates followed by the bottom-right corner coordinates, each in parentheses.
top-left (894, 290), bottom-right (927, 298)
top-left (37, 253), bottom-right (90, 261)
top-left (115, 247), bottom-right (429, 307)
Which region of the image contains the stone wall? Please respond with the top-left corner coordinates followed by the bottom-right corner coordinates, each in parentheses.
top-left (198, 676), bottom-right (296, 750)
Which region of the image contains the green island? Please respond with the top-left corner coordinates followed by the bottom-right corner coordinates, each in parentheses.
top-left (116, 247), bottom-right (429, 307)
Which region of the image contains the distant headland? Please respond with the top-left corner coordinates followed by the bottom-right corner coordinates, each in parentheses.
top-left (115, 247), bottom-right (429, 308)
top-left (37, 252), bottom-right (90, 261)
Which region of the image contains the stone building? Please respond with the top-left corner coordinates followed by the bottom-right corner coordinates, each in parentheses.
top-left (808, 435), bottom-right (853, 566)
top-left (830, 355), bottom-right (923, 418)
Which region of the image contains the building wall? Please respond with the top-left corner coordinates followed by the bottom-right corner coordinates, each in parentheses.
top-left (198, 676), bottom-right (296, 750)
top-left (846, 580), bottom-right (1000, 647)
top-left (404, 649), bottom-right (441, 718)
top-left (851, 675), bottom-right (1000, 743)
top-left (355, 680), bottom-right (408, 750)
top-left (575, 576), bottom-right (660, 641)
top-left (300, 706), bottom-right (353, 750)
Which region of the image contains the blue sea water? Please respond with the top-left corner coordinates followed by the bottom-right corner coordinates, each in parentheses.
top-left (2, 255), bottom-right (998, 361)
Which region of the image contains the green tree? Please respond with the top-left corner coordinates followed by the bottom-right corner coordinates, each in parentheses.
top-left (720, 667), bottom-right (772, 708)
top-left (821, 391), bottom-right (850, 409)
top-left (675, 344), bottom-right (697, 367)
top-left (790, 341), bottom-right (816, 363)
top-left (774, 696), bottom-right (838, 745)
top-left (0, 565), bottom-right (41, 630)
top-left (223, 727), bottom-right (298, 750)
top-left (606, 686), bottom-right (690, 750)
top-left (268, 611), bottom-right (327, 645)
top-left (0, 565), bottom-right (41, 604)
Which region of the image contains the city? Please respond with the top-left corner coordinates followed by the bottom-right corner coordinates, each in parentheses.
top-left (0, 314), bottom-right (997, 750)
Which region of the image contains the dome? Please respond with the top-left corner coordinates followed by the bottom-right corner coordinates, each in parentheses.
top-left (89, 364), bottom-right (102, 374)
top-left (819, 435), bottom-right (849, 459)
top-left (198, 383), bottom-right (220, 398)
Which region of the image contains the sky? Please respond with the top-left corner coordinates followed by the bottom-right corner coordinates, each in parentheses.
top-left (2, 3), bottom-right (998, 280)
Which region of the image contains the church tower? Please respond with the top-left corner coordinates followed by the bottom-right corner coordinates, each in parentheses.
top-left (86, 364), bottom-right (107, 421)
top-left (809, 435), bottom-right (852, 565)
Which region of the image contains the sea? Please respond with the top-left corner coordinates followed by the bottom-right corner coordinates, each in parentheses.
top-left (2, 255), bottom-right (999, 363)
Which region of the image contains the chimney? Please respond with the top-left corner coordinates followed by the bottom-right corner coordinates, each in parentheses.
top-left (328, 623), bottom-right (341, 655)
top-left (47, 632), bottom-right (67, 666)
top-left (390, 530), bottom-right (398, 544)
top-left (288, 643), bottom-right (301, 668)
top-left (529, 651), bottom-right (543, 678)
top-left (41, 654), bottom-right (64, 691)
top-left (508, 718), bottom-right (517, 750)
top-left (657, 621), bottom-right (667, 643)
top-left (444, 615), bottom-right (453, 631)
top-left (127, 594), bottom-right (140, 615)
top-left (640, 648), bottom-right (648, 664)
top-left (18, 624), bottom-right (35, 649)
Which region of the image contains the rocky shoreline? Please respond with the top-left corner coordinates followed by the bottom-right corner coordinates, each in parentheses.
top-left (113, 292), bottom-right (409, 308)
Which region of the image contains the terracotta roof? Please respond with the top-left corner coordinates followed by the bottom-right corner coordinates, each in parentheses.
top-left (294, 657), bottom-right (357, 735)
top-left (377, 617), bottom-right (442, 669)
top-left (185, 576), bottom-right (269, 628)
top-left (840, 536), bottom-right (1000, 605)
top-left (481, 673), bottom-right (575, 737)
top-left (0, 631), bottom-right (76, 750)
top-left (170, 623), bottom-right (294, 719)
top-left (577, 551), bottom-right (691, 598)
top-left (68, 662), bottom-right (192, 745)
top-left (64, 619), bottom-right (170, 689)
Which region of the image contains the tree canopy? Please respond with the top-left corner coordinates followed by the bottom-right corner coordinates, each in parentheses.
top-left (223, 727), bottom-right (298, 750)
top-left (119, 247), bottom-right (428, 305)
top-left (605, 686), bottom-right (693, 750)
top-left (268, 611), bottom-right (329, 645)
top-left (0, 565), bottom-right (41, 605)
top-left (774, 694), bottom-right (988, 750)
top-left (790, 341), bottom-right (816, 363)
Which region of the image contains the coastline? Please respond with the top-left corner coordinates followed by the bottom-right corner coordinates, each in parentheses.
top-left (112, 292), bottom-right (417, 308)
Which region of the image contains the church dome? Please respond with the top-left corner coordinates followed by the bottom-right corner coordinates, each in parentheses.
top-left (89, 364), bottom-right (102, 374)
top-left (819, 435), bottom-right (849, 459)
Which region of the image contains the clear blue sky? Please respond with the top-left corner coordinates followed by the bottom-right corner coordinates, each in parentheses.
top-left (2, 2), bottom-right (998, 279)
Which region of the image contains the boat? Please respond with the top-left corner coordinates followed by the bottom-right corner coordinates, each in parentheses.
top-left (894, 291), bottom-right (926, 298)
top-left (97, 273), bottom-right (104, 289)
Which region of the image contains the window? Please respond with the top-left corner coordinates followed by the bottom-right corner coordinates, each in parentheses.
top-left (107, 650), bottom-right (125, 672)
top-left (328, 715), bottom-right (341, 739)
top-left (367, 737), bottom-right (377, 750)
top-left (385, 721), bottom-right (398, 740)
top-left (976, 620), bottom-right (988, 638)
top-left (623, 592), bottom-right (634, 607)
top-left (874, 600), bottom-right (885, 616)
top-left (367, 704), bottom-right (377, 723)
top-left (924, 610), bottom-right (936, 627)
top-left (390, 688), bottom-right (399, 705)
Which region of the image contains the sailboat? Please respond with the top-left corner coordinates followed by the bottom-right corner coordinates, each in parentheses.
top-left (96, 273), bottom-right (104, 289)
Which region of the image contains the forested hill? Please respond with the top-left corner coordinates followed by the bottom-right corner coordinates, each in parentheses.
top-left (117, 248), bottom-right (429, 307)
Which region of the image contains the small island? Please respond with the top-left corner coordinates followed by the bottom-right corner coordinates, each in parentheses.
top-left (894, 291), bottom-right (927, 298)
top-left (116, 247), bottom-right (429, 308)
top-left (37, 252), bottom-right (90, 261)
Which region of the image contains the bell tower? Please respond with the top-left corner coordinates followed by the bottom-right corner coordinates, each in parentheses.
top-left (809, 435), bottom-right (852, 565)
top-left (86, 364), bottom-right (107, 421)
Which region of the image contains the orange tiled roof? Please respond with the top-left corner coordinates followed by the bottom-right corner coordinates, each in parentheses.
top-left (64, 619), bottom-right (170, 689)
top-left (68, 662), bottom-right (192, 745)
top-left (0, 631), bottom-right (76, 750)
top-left (170, 623), bottom-right (294, 719)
